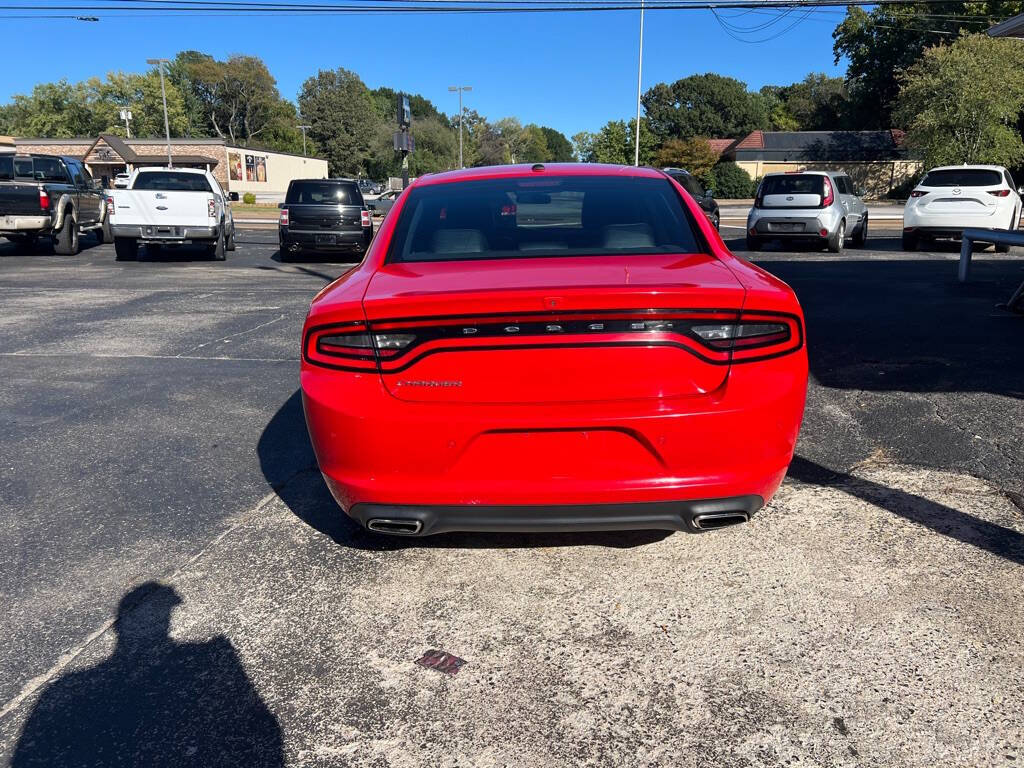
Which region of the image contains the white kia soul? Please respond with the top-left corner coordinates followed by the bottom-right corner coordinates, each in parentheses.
top-left (903, 165), bottom-right (1023, 251)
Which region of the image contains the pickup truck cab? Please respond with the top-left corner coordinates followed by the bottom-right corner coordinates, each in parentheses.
top-left (0, 153), bottom-right (110, 254)
top-left (107, 167), bottom-right (235, 261)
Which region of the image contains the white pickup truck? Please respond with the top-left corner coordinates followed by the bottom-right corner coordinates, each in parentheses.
top-left (107, 167), bottom-right (236, 261)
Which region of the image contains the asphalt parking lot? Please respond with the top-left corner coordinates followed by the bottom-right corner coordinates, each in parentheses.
top-left (1, 227), bottom-right (1023, 766)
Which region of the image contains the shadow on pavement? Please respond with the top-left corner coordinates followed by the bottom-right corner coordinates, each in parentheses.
top-left (11, 583), bottom-right (284, 768)
top-left (747, 256), bottom-right (1024, 397)
top-left (257, 390), bottom-right (669, 550)
top-left (788, 456), bottom-right (1024, 566)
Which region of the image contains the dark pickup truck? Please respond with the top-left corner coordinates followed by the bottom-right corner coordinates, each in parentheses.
top-left (0, 153), bottom-right (110, 254)
top-left (278, 178), bottom-right (372, 261)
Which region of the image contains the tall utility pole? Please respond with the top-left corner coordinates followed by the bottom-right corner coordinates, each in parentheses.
top-left (448, 85), bottom-right (472, 168)
top-left (146, 58), bottom-right (172, 168)
top-left (297, 125), bottom-right (311, 156)
top-left (120, 109), bottom-right (133, 139)
top-left (634, 0), bottom-right (645, 167)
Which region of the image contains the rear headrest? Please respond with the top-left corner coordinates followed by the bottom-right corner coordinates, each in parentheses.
top-left (432, 228), bottom-right (487, 254)
top-left (602, 223), bottom-right (655, 249)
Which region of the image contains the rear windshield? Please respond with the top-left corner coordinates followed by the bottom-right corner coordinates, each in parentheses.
top-left (132, 172), bottom-right (212, 192)
top-left (760, 175), bottom-right (824, 196)
top-left (921, 169), bottom-right (1002, 187)
top-left (286, 181), bottom-right (363, 205)
top-left (386, 176), bottom-right (703, 263)
top-left (4, 156), bottom-right (69, 183)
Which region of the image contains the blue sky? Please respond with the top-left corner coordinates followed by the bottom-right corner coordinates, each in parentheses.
top-left (1, 8), bottom-right (847, 138)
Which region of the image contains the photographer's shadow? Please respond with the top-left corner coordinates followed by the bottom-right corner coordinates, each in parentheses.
top-left (12, 583), bottom-right (284, 768)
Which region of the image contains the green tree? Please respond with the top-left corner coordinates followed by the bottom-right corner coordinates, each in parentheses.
top-left (708, 161), bottom-right (757, 199)
top-left (590, 120), bottom-right (630, 164)
top-left (642, 74), bottom-right (770, 142)
top-left (654, 137), bottom-right (719, 176)
top-left (520, 124), bottom-right (550, 163)
top-left (0, 80), bottom-right (99, 137)
top-left (896, 34), bottom-right (1024, 168)
top-left (94, 70), bottom-right (188, 138)
top-left (539, 126), bottom-right (574, 162)
top-left (572, 131), bottom-right (595, 162)
top-left (833, 2), bottom-right (1022, 129)
top-left (298, 68), bottom-right (384, 176)
top-left (781, 73), bottom-right (851, 131)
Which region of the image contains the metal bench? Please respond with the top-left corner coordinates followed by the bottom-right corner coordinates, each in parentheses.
top-left (959, 228), bottom-right (1024, 313)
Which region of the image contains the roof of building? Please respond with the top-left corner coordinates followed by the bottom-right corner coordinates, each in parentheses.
top-left (707, 138), bottom-right (738, 155)
top-left (988, 12), bottom-right (1024, 37)
top-left (727, 130), bottom-right (907, 161)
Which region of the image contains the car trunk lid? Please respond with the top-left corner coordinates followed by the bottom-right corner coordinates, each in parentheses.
top-left (361, 254), bottom-right (746, 404)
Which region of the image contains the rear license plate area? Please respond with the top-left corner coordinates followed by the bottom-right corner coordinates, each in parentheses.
top-left (315, 234), bottom-right (336, 246)
top-left (770, 222), bottom-right (804, 233)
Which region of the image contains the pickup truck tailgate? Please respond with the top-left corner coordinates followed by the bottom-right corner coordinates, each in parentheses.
top-left (0, 183), bottom-right (43, 216)
top-left (111, 190), bottom-right (213, 226)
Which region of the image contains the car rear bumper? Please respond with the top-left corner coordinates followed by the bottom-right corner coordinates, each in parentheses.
top-left (747, 208), bottom-right (840, 238)
top-left (349, 495), bottom-right (764, 536)
top-left (0, 215), bottom-right (49, 232)
top-left (111, 224), bottom-right (219, 242)
top-left (301, 352), bottom-right (807, 532)
top-left (280, 226), bottom-right (372, 251)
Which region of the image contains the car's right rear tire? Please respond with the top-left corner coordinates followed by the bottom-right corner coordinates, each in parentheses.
top-left (114, 237), bottom-right (138, 261)
top-left (208, 232), bottom-right (226, 261)
top-left (827, 220), bottom-right (846, 253)
top-left (901, 232), bottom-right (918, 251)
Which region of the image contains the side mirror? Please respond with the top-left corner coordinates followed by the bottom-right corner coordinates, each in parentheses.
top-left (704, 189), bottom-right (714, 199)
top-left (229, 191), bottom-right (239, 202)
top-left (1018, 186), bottom-right (1024, 195)
top-left (856, 188), bottom-right (866, 197)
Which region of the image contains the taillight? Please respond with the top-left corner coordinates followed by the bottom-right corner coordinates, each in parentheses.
top-left (361, 210), bottom-right (371, 228)
top-left (988, 189), bottom-right (1011, 197)
top-left (39, 189), bottom-right (50, 211)
top-left (105, 196), bottom-right (114, 216)
top-left (304, 323), bottom-right (416, 371)
top-left (279, 208), bottom-right (289, 226)
top-left (208, 198), bottom-right (217, 218)
top-left (821, 177), bottom-right (834, 208)
top-left (909, 190), bottom-right (927, 198)
top-left (689, 311), bottom-right (803, 363)
top-left (304, 310), bottom-right (803, 371)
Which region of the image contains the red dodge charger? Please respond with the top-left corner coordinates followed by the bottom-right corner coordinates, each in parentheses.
top-left (300, 163), bottom-right (807, 536)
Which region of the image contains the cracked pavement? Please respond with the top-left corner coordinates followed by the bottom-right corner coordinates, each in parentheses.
top-left (1, 230), bottom-right (1022, 766)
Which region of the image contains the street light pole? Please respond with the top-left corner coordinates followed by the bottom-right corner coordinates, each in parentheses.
top-left (297, 125), bottom-right (311, 156)
top-left (634, 0), bottom-right (645, 167)
top-left (448, 85), bottom-right (472, 168)
top-left (147, 58), bottom-right (172, 168)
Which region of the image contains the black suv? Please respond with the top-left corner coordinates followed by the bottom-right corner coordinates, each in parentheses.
top-left (662, 168), bottom-right (720, 230)
top-left (278, 178), bottom-right (373, 260)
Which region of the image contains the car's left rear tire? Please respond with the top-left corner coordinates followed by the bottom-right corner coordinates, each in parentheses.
top-left (225, 226), bottom-right (236, 251)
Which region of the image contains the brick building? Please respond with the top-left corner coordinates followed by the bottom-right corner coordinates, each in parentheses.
top-left (10, 134), bottom-right (327, 198)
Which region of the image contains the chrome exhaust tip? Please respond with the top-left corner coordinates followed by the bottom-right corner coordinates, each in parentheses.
top-left (692, 512), bottom-right (749, 531)
top-left (366, 518), bottom-right (424, 535)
